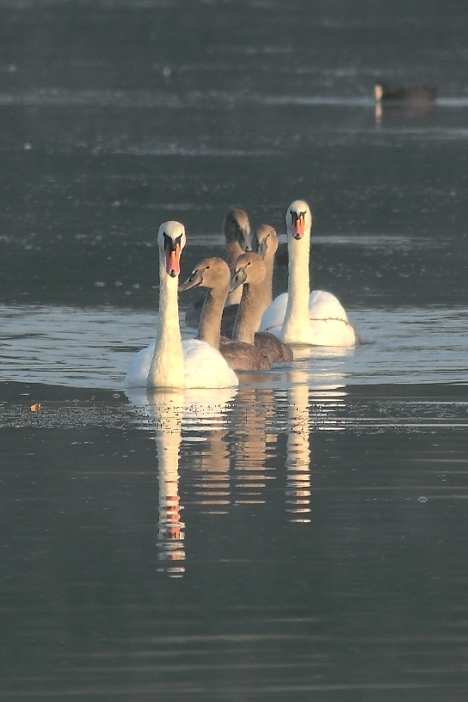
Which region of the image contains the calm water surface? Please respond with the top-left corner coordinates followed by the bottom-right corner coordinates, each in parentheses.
top-left (1, 1), bottom-right (468, 700)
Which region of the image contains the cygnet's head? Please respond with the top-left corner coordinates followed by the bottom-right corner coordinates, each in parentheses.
top-left (223, 209), bottom-right (252, 251)
top-left (158, 221), bottom-right (186, 277)
top-left (230, 252), bottom-right (266, 293)
top-left (286, 200), bottom-right (312, 241)
top-left (179, 257), bottom-right (231, 292)
top-left (251, 224), bottom-right (278, 259)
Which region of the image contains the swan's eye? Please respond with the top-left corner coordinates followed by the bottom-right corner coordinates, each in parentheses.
top-left (164, 233), bottom-right (182, 251)
top-left (291, 211), bottom-right (306, 225)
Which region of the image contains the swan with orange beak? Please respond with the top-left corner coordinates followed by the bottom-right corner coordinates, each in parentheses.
top-left (259, 200), bottom-right (356, 347)
top-left (125, 221), bottom-right (238, 389)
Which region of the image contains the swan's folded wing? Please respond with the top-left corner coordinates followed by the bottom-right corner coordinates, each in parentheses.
top-left (308, 290), bottom-right (349, 322)
top-left (124, 342), bottom-right (155, 387)
top-left (308, 290), bottom-right (356, 347)
top-left (183, 339), bottom-right (238, 388)
top-left (258, 292), bottom-right (288, 336)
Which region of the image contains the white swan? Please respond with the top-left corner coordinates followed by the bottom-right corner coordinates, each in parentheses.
top-left (125, 221), bottom-right (238, 389)
top-left (259, 200), bottom-right (356, 347)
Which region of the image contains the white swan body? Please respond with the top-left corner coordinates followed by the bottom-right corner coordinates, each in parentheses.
top-left (260, 290), bottom-right (355, 347)
top-left (259, 201), bottom-right (355, 347)
top-left (125, 338), bottom-right (238, 389)
top-left (125, 221), bottom-right (238, 390)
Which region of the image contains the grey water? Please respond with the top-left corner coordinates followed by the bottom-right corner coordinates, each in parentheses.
top-left (1, 1), bottom-right (468, 700)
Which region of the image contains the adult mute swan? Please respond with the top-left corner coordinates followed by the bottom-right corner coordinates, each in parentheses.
top-left (124, 221), bottom-right (238, 389)
top-left (179, 257), bottom-right (272, 371)
top-left (259, 200), bottom-right (356, 347)
top-left (230, 252), bottom-right (293, 363)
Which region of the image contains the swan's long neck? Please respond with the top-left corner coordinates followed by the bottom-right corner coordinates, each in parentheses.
top-left (280, 229), bottom-right (311, 343)
top-left (147, 256), bottom-right (185, 389)
top-left (197, 282), bottom-right (229, 349)
top-left (225, 239), bottom-right (243, 306)
top-left (232, 281), bottom-right (264, 344)
top-left (260, 247), bottom-right (275, 315)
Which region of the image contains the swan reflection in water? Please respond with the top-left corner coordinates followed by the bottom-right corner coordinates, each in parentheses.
top-left (150, 391), bottom-right (185, 578)
top-left (286, 371), bottom-right (312, 523)
top-left (126, 360), bottom-right (348, 573)
top-left (284, 360), bottom-right (348, 522)
top-left (126, 387), bottom-right (236, 577)
top-left (230, 384), bottom-right (278, 507)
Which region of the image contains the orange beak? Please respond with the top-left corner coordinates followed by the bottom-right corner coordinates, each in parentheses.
top-left (166, 243), bottom-right (181, 277)
top-left (292, 213), bottom-right (305, 239)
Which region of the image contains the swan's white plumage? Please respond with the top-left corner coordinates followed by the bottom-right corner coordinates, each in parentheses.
top-left (259, 201), bottom-right (356, 347)
top-left (260, 290), bottom-right (355, 347)
top-left (124, 220), bottom-right (238, 390)
top-left (125, 338), bottom-right (238, 389)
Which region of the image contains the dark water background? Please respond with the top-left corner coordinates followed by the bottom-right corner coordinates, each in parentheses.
top-left (1, 1), bottom-right (468, 700)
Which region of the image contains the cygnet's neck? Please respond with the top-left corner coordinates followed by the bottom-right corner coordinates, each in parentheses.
top-left (197, 281), bottom-right (229, 349)
top-left (260, 246), bottom-right (275, 315)
top-left (280, 229), bottom-right (311, 343)
top-left (232, 280), bottom-right (264, 345)
top-left (225, 238), bottom-right (244, 306)
top-left (147, 256), bottom-right (185, 389)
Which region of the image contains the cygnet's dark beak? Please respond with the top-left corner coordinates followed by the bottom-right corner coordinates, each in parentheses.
top-left (256, 239), bottom-right (268, 258)
top-left (229, 268), bottom-right (247, 293)
top-left (234, 224), bottom-right (251, 251)
top-left (243, 234), bottom-right (253, 253)
top-left (179, 269), bottom-right (204, 292)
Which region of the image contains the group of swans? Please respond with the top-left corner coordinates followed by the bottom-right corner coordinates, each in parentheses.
top-left (125, 200), bottom-right (356, 390)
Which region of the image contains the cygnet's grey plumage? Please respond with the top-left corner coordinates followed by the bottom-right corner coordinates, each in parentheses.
top-left (185, 209), bottom-right (251, 327)
top-left (221, 222), bottom-right (278, 337)
top-left (224, 209), bottom-right (251, 305)
top-left (230, 252), bottom-right (293, 363)
top-left (180, 257), bottom-right (272, 372)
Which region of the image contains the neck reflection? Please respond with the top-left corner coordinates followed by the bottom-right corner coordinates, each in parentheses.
top-left (149, 391), bottom-right (186, 578)
top-left (139, 387), bottom-right (237, 577)
top-left (286, 371), bottom-right (311, 523)
top-left (231, 386), bottom-right (277, 506)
